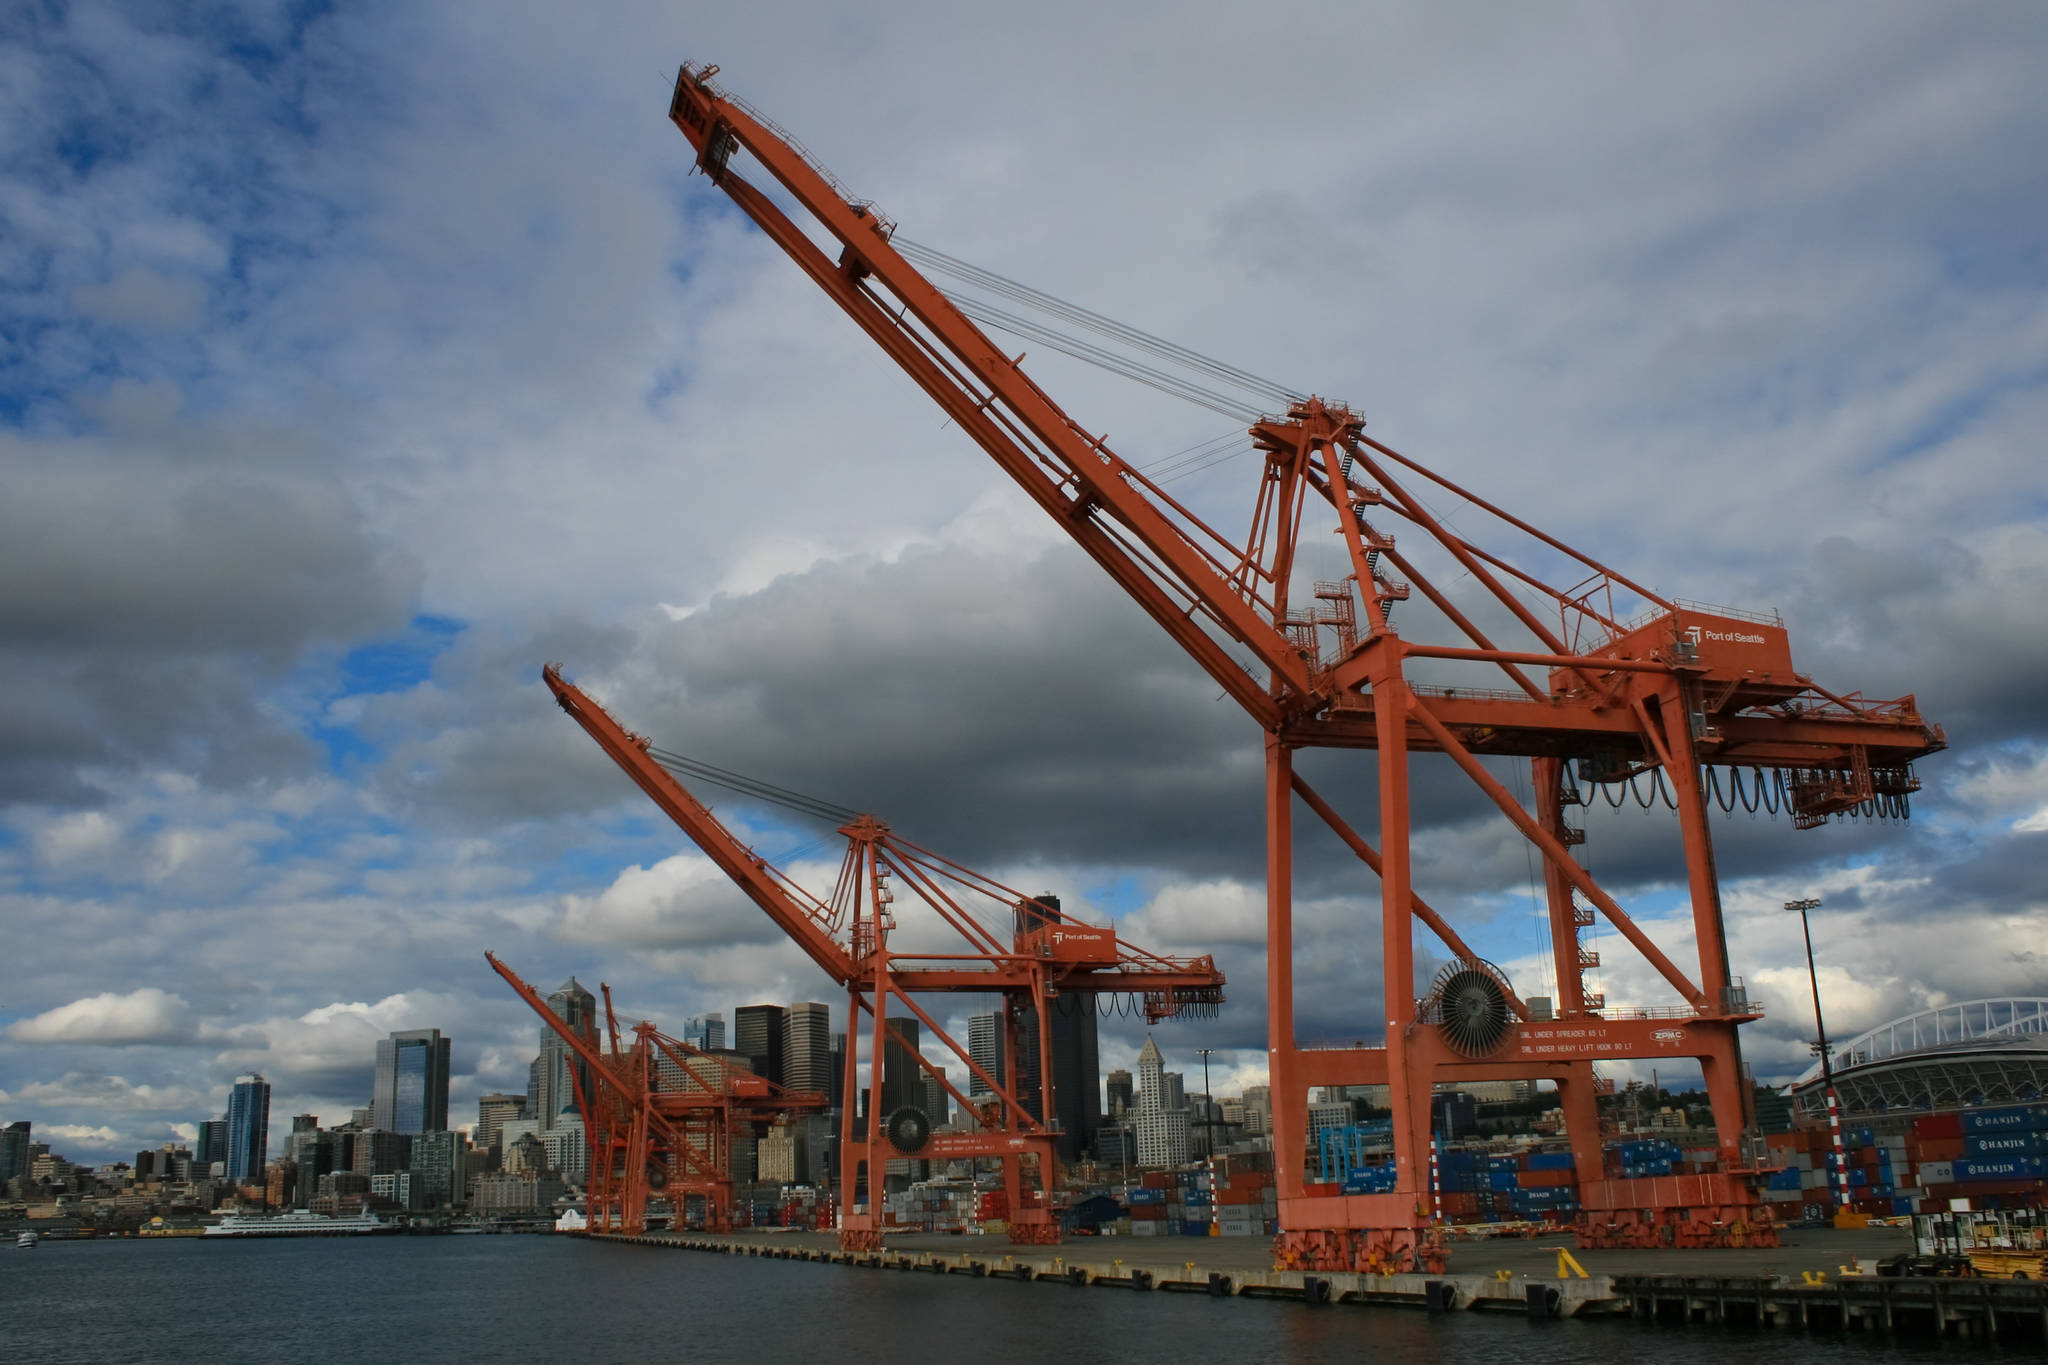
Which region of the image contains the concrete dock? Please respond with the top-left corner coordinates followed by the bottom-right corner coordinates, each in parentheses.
top-left (583, 1221), bottom-right (2048, 1342)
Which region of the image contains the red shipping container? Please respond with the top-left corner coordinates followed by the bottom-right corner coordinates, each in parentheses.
top-left (1521, 1169), bottom-right (1575, 1189)
top-left (1917, 1138), bottom-right (1966, 1162)
top-left (1913, 1114), bottom-right (1964, 1141)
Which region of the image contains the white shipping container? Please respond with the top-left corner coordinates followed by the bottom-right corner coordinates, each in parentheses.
top-left (1920, 1161), bottom-right (1954, 1184)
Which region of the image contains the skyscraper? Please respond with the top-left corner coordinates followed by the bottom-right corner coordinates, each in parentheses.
top-left (196, 1117), bottom-right (228, 1171)
top-left (1106, 1069), bottom-right (1134, 1119)
top-left (1133, 1037), bottom-right (1188, 1168)
top-left (0, 1121), bottom-right (29, 1182)
top-left (880, 1016), bottom-right (922, 1114)
top-left (922, 1067), bottom-right (951, 1128)
top-left (734, 1004), bottom-right (787, 1087)
top-left (681, 1012), bottom-right (725, 1051)
top-left (533, 978), bottom-right (596, 1132)
top-left (782, 1002), bottom-right (833, 1094)
top-left (225, 1074), bottom-right (271, 1183)
top-left (966, 1010), bottom-right (1005, 1098)
top-left (476, 1093), bottom-right (525, 1154)
top-left (372, 1028), bottom-right (452, 1133)
top-left (1015, 993), bottom-right (1101, 1163)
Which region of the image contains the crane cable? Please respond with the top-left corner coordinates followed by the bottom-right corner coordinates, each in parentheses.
top-left (896, 237), bottom-right (1305, 420)
top-left (646, 747), bottom-right (860, 826)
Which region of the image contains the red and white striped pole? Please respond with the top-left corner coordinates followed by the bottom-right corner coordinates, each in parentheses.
top-left (1826, 1087), bottom-right (1851, 1212)
top-left (1787, 897), bottom-right (1850, 1218)
top-left (1429, 1131), bottom-right (1442, 1223)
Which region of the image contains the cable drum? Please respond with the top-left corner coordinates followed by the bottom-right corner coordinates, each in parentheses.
top-left (885, 1106), bottom-right (931, 1154)
top-left (1421, 959), bottom-right (1515, 1059)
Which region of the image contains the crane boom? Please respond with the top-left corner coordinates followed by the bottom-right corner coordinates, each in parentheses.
top-left (546, 664), bottom-right (857, 984)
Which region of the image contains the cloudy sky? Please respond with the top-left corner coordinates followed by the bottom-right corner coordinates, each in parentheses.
top-left (3, 2), bottom-right (2044, 1166)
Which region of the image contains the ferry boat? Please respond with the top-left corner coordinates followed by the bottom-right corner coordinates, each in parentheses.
top-left (203, 1209), bottom-right (395, 1237)
top-left (16, 1229), bottom-right (38, 1248)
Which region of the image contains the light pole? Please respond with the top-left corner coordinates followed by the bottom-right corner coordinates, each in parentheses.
top-left (1785, 896), bottom-right (1849, 1218)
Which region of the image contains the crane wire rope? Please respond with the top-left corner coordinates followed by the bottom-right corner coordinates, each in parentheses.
top-left (646, 747), bottom-right (860, 826)
top-left (896, 237), bottom-right (1303, 413)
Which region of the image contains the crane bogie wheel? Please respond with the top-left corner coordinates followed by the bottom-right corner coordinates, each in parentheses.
top-left (886, 1105), bottom-right (932, 1154)
top-left (1423, 958), bottom-right (1514, 1058)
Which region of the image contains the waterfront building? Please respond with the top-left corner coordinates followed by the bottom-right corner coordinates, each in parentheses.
top-left (681, 1011), bottom-right (725, 1051)
top-left (735, 1004), bottom-right (787, 1086)
top-left (830, 1031), bottom-right (846, 1107)
top-left (1133, 1037), bottom-right (1188, 1168)
top-left (409, 1129), bottom-right (472, 1209)
top-left (371, 1028), bottom-right (452, 1133)
top-left (533, 978), bottom-right (596, 1133)
top-left (783, 1002), bottom-right (833, 1094)
top-left (225, 1075), bottom-right (271, 1184)
top-left (475, 1092), bottom-right (525, 1155)
top-left (469, 1169), bottom-right (564, 1215)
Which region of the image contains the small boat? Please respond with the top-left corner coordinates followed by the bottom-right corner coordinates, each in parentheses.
top-left (16, 1229), bottom-right (38, 1248)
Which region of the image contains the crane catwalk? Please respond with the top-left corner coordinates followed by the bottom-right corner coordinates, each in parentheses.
top-left (641, 59), bottom-right (1942, 1271)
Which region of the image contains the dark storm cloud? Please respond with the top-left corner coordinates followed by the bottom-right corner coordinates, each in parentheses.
top-left (0, 429), bottom-right (419, 805)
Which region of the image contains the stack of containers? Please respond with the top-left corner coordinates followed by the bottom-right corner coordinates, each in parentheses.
top-left (1214, 1153), bottom-right (1277, 1237)
top-left (1753, 1104), bottom-right (2048, 1219)
top-left (1513, 1149), bottom-right (1577, 1223)
top-left (1608, 1137), bottom-right (1683, 1178)
top-left (1916, 1105), bottom-right (2048, 1211)
top-left (1127, 1172), bottom-right (1170, 1236)
top-left (1175, 1164), bottom-right (1213, 1236)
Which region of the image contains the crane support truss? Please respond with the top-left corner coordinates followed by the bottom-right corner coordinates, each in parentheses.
top-left (660, 62), bottom-right (1944, 1269)
top-left (486, 952), bottom-right (827, 1236)
top-left (544, 667), bottom-right (1224, 1249)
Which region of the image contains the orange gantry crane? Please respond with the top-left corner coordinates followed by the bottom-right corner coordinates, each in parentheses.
top-left (544, 666), bottom-right (1223, 1249)
top-left (655, 61), bottom-right (1944, 1272)
top-left (486, 951), bottom-right (826, 1235)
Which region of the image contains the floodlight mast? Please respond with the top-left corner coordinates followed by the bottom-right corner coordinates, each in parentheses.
top-left (660, 61), bottom-right (1943, 1269)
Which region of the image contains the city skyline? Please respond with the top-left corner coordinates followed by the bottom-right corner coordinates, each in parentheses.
top-left (3, 5), bottom-right (2045, 1169)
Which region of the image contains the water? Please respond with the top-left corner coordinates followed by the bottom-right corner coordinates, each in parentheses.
top-left (0, 1237), bottom-right (2026, 1363)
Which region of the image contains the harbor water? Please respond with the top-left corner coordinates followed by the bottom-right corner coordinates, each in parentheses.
top-left (1, 1235), bottom-right (2035, 1363)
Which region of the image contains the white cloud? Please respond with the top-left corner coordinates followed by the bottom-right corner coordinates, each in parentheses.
top-left (6, 989), bottom-right (195, 1046)
top-left (554, 854), bottom-right (800, 949)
